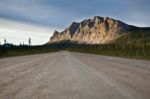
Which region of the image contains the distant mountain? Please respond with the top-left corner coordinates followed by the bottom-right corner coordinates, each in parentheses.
top-left (47, 16), bottom-right (150, 45)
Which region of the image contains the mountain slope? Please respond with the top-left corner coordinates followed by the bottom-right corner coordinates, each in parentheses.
top-left (48, 16), bottom-right (130, 44)
top-left (114, 26), bottom-right (150, 46)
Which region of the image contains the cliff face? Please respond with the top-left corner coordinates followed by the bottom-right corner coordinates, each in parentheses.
top-left (48, 16), bottom-right (130, 44)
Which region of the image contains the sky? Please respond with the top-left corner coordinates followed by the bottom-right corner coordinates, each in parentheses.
top-left (0, 0), bottom-right (150, 45)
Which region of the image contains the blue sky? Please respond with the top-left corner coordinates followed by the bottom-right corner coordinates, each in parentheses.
top-left (0, 0), bottom-right (150, 45)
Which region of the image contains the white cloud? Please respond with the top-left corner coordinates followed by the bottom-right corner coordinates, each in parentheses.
top-left (0, 19), bottom-right (63, 45)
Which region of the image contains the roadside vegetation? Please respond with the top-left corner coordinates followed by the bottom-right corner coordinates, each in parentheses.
top-left (0, 40), bottom-right (150, 60)
top-left (0, 45), bottom-right (58, 58)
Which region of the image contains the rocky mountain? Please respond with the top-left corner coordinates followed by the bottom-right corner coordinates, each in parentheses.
top-left (48, 16), bottom-right (130, 44)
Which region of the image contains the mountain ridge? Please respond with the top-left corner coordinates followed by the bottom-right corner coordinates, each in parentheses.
top-left (47, 16), bottom-right (149, 44)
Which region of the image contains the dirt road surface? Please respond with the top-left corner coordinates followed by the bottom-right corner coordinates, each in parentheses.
top-left (0, 51), bottom-right (150, 99)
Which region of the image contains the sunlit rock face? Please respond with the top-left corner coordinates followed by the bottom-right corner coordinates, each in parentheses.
top-left (48, 16), bottom-right (129, 44)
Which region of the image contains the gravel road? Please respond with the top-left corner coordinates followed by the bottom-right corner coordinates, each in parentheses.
top-left (0, 51), bottom-right (150, 99)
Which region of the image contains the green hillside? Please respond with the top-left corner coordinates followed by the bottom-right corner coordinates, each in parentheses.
top-left (114, 26), bottom-right (150, 48)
